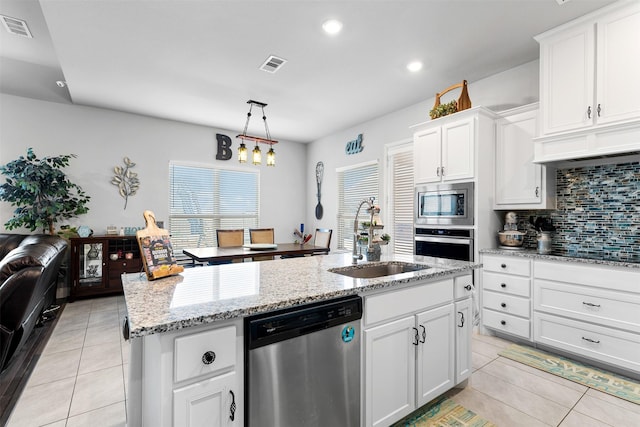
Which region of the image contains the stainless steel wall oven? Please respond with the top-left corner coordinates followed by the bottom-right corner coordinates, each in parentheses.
top-left (414, 228), bottom-right (474, 262)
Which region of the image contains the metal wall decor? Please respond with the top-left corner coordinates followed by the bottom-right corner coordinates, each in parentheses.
top-left (215, 133), bottom-right (233, 160)
top-left (345, 134), bottom-right (363, 155)
top-left (111, 157), bottom-right (139, 210)
top-left (315, 161), bottom-right (324, 219)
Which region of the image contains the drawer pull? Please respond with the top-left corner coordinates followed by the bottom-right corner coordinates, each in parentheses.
top-left (582, 337), bottom-right (600, 344)
top-left (412, 327), bottom-right (420, 346)
top-left (582, 302), bottom-right (601, 308)
top-left (500, 283), bottom-right (507, 288)
top-left (500, 303), bottom-right (506, 308)
top-left (500, 320), bottom-right (506, 326)
top-left (458, 311), bottom-right (465, 327)
top-left (500, 264), bottom-right (507, 269)
top-left (202, 350), bottom-right (216, 365)
top-left (464, 285), bottom-right (472, 291)
top-left (229, 390), bottom-right (236, 421)
top-left (419, 325), bottom-right (426, 344)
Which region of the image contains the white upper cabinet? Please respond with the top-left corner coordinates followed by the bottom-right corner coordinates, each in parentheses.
top-left (495, 104), bottom-right (555, 209)
top-left (412, 107), bottom-right (495, 184)
top-left (534, 1), bottom-right (640, 162)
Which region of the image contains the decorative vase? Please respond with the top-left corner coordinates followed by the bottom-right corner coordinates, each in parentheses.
top-left (86, 243), bottom-right (100, 260)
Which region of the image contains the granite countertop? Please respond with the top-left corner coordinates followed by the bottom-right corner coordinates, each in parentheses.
top-left (480, 248), bottom-right (640, 269)
top-left (122, 253), bottom-right (479, 339)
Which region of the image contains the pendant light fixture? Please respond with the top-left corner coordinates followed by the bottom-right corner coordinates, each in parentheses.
top-left (236, 100), bottom-right (278, 166)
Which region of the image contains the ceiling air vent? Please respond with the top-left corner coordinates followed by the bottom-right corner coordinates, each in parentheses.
top-left (1, 15), bottom-right (33, 38)
top-left (260, 55), bottom-right (287, 73)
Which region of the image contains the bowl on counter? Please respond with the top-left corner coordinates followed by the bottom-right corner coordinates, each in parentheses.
top-left (498, 231), bottom-right (526, 247)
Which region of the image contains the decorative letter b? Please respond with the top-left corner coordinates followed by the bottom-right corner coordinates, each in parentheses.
top-left (216, 134), bottom-right (233, 160)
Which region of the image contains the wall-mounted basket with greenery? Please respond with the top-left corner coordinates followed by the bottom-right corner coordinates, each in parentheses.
top-left (429, 79), bottom-right (472, 120)
top-left (0, 148), bottom-right (90, 235)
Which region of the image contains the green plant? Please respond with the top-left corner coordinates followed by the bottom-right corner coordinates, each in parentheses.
top-left (0, 148), bottom-right (91, 235)
top-left (381, 233), bottom-right (391, 242)
top-left (429, 100), bottom-right (458, 119)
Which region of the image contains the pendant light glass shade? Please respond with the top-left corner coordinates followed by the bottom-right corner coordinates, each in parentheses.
top-left (238, 142), bottom-right (248, 163)
top-left (252, 144), bottom-right (262, 165)
top-left (266, 147), bottom-right (275, 166)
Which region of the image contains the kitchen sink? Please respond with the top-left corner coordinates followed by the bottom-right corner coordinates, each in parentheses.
top-left (328, 261), bottom-right (430, 279)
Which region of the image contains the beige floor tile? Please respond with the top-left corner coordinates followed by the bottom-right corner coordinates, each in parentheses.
top-left (65, 401), bottom-right (126, 427)
top-left (481, 359), bottom-right (585, 408)
top-left (470, 369), bottom-right (570, 426)
top-left (53, 311), bottom-right (90, 332)
top-left (585, 388), bottom-right (640, 415)
top-left (121, 339), bottom-right (130, 364)
top-left (6, 377), bottom-right (74, 427)
top-left (44, 327), bottom-right (86, 354)
top-left (88, 310), bottom-right (121, 329)
top-left (41, 421), bottom-right (66, 427)
top-left (123, 363), bottom-right (130, 398)
top-left (472, 351), bottom-right (493, 371)
top-left (447, 386), bottom-right (549, 427)
top-left (472, 331), bottom-right (513, 349)
top-left (78, 341), bottom-right (123, 374)
top-left (471, 338), bottom-right (504, 359)
top-left (84, 323), bottom-right (122, 347)
top-left (574, 393), bottom-right (640, 426)
top-left (497, 356), bottom-right (589, 393)
top-left (69, 366), bottom-right (125, 417)
top-left (26, 348), bottom-right (81, 387)
top-left (62, 301), bottom-right (92, 315)
top-left (559, 410), bottom-right (614, 427)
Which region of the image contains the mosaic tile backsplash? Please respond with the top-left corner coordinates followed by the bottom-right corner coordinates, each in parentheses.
top-left (505, 161), bottom-right (639, 262)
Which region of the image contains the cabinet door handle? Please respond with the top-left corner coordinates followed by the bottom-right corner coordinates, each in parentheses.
top-left (500, 264), bottom-right (507, 269)
top-left (464, 284), bottom-right (472, 291)
top-left (500, 302), bottom-right (507, 308)
top-left (441, 166), bottom-right (445, 176)
top-left (535, 186), bottom-right (539, 197)
top-left (419, 325), bottom-right (426, 344)
top-left (500, 320), bottom-right (506, 326)
top-left (412, 327), bottom-right (419, 346)
top-left (202, 350), bottom-right (216, 365)
top-left (229, 390), bottom-right (236, 421)
top-left (500, 283), bottom-right (507, 288)
top-left (436, 167), bottom-right (441, 177)
top-left (582, 336), bottom-right (600, 344)
top-left (122, 316), bottom-right (129, 341)
top-left (597, 104), bottom-right (601, 117)
top-left (582, 301), bottom-right (601, 308)
top-left (587, 105), bottom-right (592, 119)
top-left (458, 312), bottom-right (465, 327)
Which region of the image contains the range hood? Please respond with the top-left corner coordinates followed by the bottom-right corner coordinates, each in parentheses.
top-left (533, 120), bottom-right (640, 164)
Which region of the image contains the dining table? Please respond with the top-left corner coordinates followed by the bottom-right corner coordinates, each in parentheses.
top-left (182, 243), bottom-right (330, 264)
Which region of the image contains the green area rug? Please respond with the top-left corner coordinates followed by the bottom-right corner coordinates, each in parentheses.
top-left (392, 396), bottom-right (496, 427)
top-left (499, 343), bottom-right (640, 405)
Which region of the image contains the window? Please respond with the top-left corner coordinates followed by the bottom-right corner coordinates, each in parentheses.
top-left (386, 143), bottom-right (414, 255)
top-left (169, 163), bottom-right (259, 252)
top-left (337, 161), bottom-right (379, 250)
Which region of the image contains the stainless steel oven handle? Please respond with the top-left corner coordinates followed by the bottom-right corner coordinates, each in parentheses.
top-left (414, 236), bottom-right (472, 245)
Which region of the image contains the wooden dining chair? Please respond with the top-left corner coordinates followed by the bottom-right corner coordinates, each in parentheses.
top-left (215, 229), bottom-right (245, 264)
top-left (249, 228), bottom-right (275, 261)
top-left (314, 228), bottom-right (332, 249)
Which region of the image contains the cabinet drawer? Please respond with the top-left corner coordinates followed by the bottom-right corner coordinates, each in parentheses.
top-left (482, 271), bottom-right (530, 297)
top-left (174, 325), bottom-right (236, 383)
top-left (534, 279), bottom-right (640, 333)
top-left (109, 258), bottom-right (142, 274)
top-left (534, 312), bottom-right (640, 374)
top-left (365, 279), bottom-right (453, 326)
top-left (534, 260), bottom-right (640, 293)
top-left (482, 255), bottom-right (530, 276)
top-left (483, 309), bottom-right (531, 340)
top-left (454, 274), bottom-right (473, 300)
top-left (482, 291), bottom-right (530, 318)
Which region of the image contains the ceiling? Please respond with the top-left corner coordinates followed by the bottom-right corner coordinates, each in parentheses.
top-left (0, 0), bottom-right (616, 143)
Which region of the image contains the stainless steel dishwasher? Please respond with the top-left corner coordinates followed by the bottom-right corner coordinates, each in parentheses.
top-left (245, 295), bottom-right (362, 427)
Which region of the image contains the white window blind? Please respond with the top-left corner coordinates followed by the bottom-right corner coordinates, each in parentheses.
top-left (169, 163), bottom-right (259, 252)
top-left (337, 161), bottom-right (379, 250)
top-left (387, 146), bottom-right (414, 255)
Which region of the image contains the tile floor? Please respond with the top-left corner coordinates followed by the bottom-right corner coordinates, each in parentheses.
top-left (6, 295), bottom-right (640, 426)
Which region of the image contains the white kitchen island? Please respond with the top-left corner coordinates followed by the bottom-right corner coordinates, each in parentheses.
top-left (122, 252), bottom-right (480, 427)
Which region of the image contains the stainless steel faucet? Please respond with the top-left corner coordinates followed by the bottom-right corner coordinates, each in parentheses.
top-left (352, 197), bottom-right (375, 265)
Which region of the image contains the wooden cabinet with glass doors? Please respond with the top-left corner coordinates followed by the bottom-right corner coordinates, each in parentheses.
top-left (69, 236), bottom-right (142, 300)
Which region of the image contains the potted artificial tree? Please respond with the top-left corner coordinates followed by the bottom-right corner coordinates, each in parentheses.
top-left (0, 148), bottom-right (91, 235)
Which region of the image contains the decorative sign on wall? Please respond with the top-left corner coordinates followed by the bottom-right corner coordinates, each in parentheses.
top-left (345, 134), bottom-right (364, 155)
top-left (216, 133), bottom-right (233, 160)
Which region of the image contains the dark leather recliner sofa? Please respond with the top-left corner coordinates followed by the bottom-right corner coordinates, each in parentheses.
top-left (0, 234), bottom-right (67, 372)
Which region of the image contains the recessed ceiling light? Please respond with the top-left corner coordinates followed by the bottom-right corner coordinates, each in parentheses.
top-left (322, 19), bottom-right (343, 35)
top-left (407, 61), bottom-right (423, 72)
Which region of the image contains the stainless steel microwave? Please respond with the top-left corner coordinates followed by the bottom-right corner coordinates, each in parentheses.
top-left (415, 182), bottom-right (474, 226)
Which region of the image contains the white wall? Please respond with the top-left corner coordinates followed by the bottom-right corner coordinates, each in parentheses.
top-left (0, 94), bottom-right (307, 243)
top-left (305, 60), bottom-right (540, 247)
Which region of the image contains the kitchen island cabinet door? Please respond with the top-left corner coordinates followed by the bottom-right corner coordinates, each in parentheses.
top-left (173, 371), bottom-right (237, 427)
top-left (416, 304), bottom-right (455, 407)
top-left (454, 298), bottom-right (472, 384)
top-left (364, 316), bottom-right (416, 427)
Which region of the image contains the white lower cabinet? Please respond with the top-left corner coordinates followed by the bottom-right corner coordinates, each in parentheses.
top-left (173, 371), bottom-right (237, 427)
top-left (363, 278), bottom-right (461, 427)
top-left (454, 297), bottom-right (472, 383)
